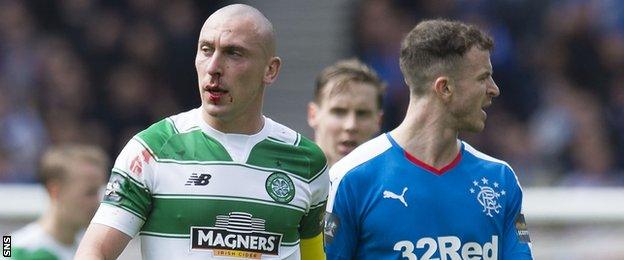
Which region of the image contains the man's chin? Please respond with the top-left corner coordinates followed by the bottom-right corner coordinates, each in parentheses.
top-left (202, 103), bottom-right (229, 116)
top-left (462, 123), bottom-right (485, 132)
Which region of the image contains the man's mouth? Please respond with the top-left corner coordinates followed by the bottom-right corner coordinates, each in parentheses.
top-left (205, 87), bottom-right (229, 103)
top-left (338, 140), bottom-right (358, 155)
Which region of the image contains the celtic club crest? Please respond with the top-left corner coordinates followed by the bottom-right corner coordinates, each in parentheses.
top-left (469, 177), bottom-right (505, 217)
top-left (265, 172), bottom-right (295, 203)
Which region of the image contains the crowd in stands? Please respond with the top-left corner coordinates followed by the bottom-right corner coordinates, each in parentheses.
top-left (1, 0), bottom-right (622, 187)
top-left (352, 0), bottom-right (624, 187)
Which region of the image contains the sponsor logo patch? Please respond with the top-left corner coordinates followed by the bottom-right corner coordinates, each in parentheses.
top-left (515, 213), bottom-right (531, 243)
top-left (186, 173), bottom-right (212, 186)
top-left (265, 172), bottom-right (295, 203)
top-left (191, 212), bottom-right (282, 259)
top-left (103, 174), bottom-right (124, 202)
top-left (323, 212), bottom-right (339, 245)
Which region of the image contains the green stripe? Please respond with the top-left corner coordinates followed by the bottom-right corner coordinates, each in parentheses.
top-left (136, 121), bottom-right (233, 162)
top-left (11, 247), bottom-right (58, 260)
top-left (309, 164), bottom-right (328, 183)
top-left (137, 119), bottom-right (178, 155)
top-left (166, 118), bottom-right (180, 134)
top-left (152, 194), bottom-right (306, 212)
top-left (111, 168), bottom-right (146, 189)
top-left (158, 130), bottom-right (233, 161)
top-left (298, 202), bottom-right (326, 239)
top-left (297, 137), bottom-right (326, 175)
top-left (102, 172), bottom-right (151, 219)
top-left (141, 197), bottom-right (305, 243)
top-left (102, 201), bottom-right (147, 221)
top-left (246, 137), bottom-right (326, 180)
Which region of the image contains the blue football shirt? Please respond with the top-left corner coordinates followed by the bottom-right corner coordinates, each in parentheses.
top-left (324, 134), bottom-right (533, 260)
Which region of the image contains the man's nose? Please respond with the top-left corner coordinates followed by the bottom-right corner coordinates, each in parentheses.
top-left (343, 113), bottom-right (357, 132)
top-left (206, 51), bottom-right (223, 77)
top-left (488, 80), bottom-right (500, 98)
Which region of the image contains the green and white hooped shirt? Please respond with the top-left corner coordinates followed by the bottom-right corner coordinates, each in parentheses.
top-left (92, 108), bottom-right (329, 260)
top-left (11, 223), bottom-right (78, 260)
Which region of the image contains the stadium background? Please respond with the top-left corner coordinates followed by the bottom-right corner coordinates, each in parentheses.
top-left (0, 0), bottom-right (623, 259)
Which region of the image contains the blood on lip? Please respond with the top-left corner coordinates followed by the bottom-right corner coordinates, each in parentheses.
top-left (207, 88), bottom-right (227, 103)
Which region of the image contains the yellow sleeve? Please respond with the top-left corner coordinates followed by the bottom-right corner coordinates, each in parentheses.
top-left (300, 233), bottom-right (325, 260)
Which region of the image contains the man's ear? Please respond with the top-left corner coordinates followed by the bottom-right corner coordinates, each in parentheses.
top-left (307, 102), bottom-right (319, 129)
top-left (46, 180), bottom-right (62, 201)
top-left (263, 57), bottom-right (282, 85)
top-left (433, 76), bottom-right (453, 102)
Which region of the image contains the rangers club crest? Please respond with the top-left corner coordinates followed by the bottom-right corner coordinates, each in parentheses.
top-left (469, 177), bottom-right (505, 217)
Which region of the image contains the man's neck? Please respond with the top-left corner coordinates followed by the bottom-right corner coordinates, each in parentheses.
top-left (38, 208), bottom-right (78, 246)
top-left (390, 98), bottom-right (460, 169)
top-left (202, 110), bottom-right (265, 135)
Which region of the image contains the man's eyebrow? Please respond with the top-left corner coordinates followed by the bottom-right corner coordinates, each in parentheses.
top-left (198, 40), bottom-right (212, 46)
top-left (222, 44), bottom-right (249, 53)
top-left (479, 69), bottom-right (492, 77)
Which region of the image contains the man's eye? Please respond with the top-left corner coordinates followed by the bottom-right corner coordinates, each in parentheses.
top-left (201, 46), bottom-right (213, 53)
top-left (331, 109), bottom-right (347, 116)
top-left (228, 50), bottom-right (242, 57)
top-left (356, 111), bottom-right (372, 118)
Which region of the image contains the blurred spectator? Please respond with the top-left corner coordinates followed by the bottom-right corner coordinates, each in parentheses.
top-left (10, 144), bottom-right (109, 259)
top-left (353, 0), bottom-right (414, 131)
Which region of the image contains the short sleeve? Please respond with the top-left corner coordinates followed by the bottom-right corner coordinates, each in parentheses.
top-left (502, 166), bottom-right (534, 259)
top-left (91, 138), bottom-right (153, 237)
top-left (324, 169), bottom-right (358, 260)
top-left (299, 164), bottom-right (330, 239)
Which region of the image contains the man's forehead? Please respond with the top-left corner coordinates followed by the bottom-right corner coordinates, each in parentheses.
top-left (200, 17), bottom-right (258, 39)
top-left (466, 48), bottom-right (491, 66)
top-left (321, 81), bottom-right (379, 106)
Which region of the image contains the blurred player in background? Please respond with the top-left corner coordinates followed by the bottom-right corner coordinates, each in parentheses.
top-left (76, 4), bottom-right (328, 260)
top-left (325, 19), bottom-right (533, 259)
top-left (11, 144), bottom-right (108, 260)
top-left (308, 59), bottom-right (384, 166)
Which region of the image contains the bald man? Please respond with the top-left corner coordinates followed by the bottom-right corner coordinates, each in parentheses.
top-left (76, 4), bottom-right (329, 260)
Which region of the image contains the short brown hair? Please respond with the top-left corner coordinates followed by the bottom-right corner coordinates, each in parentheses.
top-left (39, 144), bottom-right (109, 186)
top-left (399, 19), bottom-right (493, 94)
top-left (314, 59), bottom-right (385, 109)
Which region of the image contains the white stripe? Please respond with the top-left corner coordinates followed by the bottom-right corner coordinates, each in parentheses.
top-left (92, 203), bottom-right (145, 237)
top-left (169, 108), bottom-right (202, 133)
top-left (463, 141), bottom-right (523, 190)
top-left (153, 159), bottom-right (312, 183)
top-left (327, 134), bottom-right (392, 213)
top-left (310, 201), bottom-right (327, 209)
top-left (463, 141), bottom-right (511, 168)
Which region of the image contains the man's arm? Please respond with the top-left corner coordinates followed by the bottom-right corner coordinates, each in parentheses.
top-left (300, 233), bottom-right (325, 260)
top-left (502, 167), bottom-right (533, 259)
top-left (75, 223), bottom-right (132, 260)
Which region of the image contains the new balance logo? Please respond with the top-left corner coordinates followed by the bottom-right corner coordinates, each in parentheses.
top-left (186, 173), bottom-right (212, 186)
top-left (383, 187), bottom-right (408, 207)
